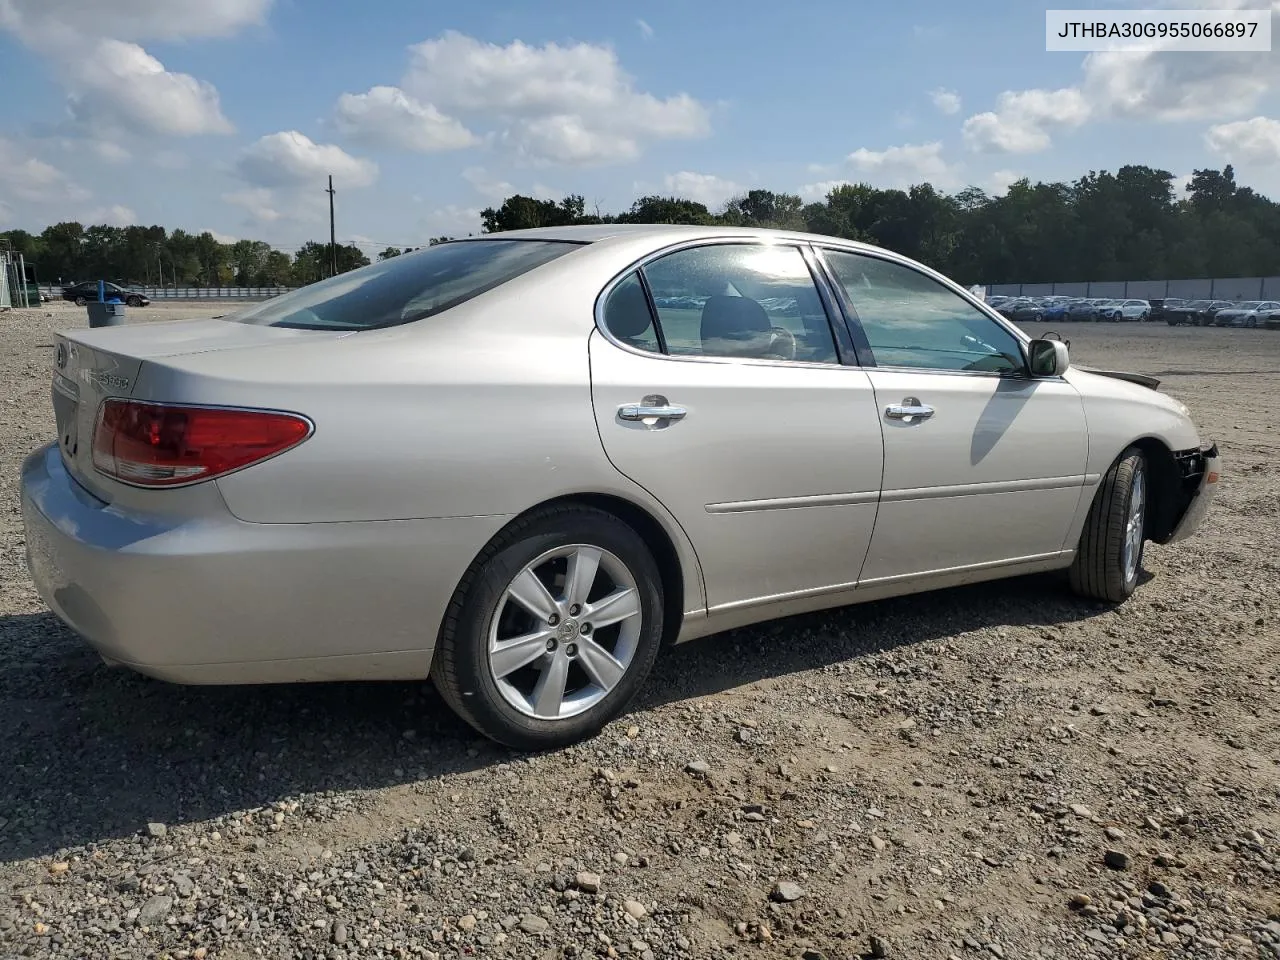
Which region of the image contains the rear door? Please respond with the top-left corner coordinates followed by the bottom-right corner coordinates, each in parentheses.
top-left (588, 240), bottom-right (885, 612)
top-left (816, 246), bottom-right (1089, 584)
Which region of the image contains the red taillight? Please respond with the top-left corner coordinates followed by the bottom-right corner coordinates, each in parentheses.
top-left (92, 399), bottom-right (311, 487)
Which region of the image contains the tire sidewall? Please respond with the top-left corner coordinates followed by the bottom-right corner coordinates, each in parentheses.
top-left (443, 512), bottom-right (664, 749)
top-left (1106, 449), bottom-right (1146, 600)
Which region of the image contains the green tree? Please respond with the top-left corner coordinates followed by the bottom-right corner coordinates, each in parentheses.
top-left (378, 246), bottom-right (403, 260)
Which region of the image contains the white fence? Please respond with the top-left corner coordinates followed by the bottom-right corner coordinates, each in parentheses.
top-left (38, 284), bottom-right (294, 301)
top-left (986, 276), bottom-right (1280, 300)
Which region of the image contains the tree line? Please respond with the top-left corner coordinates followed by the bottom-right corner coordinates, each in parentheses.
top-left (478, 164), bottom-right (1280, 283)
top-left (2, 164), bottom-right (1276, 288)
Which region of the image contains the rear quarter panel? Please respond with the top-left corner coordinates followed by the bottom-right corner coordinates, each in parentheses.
top-left (130, 245), bottom-right (709, 615)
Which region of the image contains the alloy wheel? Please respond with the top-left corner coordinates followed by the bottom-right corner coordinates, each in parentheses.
top-left (1122, 466), bottom-right (1145, 583)
top-left (487, 544), bottom-right (643, 720)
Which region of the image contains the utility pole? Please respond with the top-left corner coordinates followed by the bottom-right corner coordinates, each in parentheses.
top-left (326, 175), bottom-right (337, 277)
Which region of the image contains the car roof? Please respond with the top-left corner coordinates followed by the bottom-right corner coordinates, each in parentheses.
top-left (473, 222), bottom-right (889, 252)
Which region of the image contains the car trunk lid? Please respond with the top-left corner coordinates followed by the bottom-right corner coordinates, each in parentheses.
top-left (50, 318), bottom-right (352, 501)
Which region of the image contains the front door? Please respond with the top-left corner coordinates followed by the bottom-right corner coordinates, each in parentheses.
top-left (817, 246), bottom-right (1089, 584)
top-left (588, 241), bottom-right (885, 612)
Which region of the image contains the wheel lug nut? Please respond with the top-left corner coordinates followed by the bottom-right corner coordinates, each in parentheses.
top-left (546, 639), bottom-right (557, 651)
top-left (548, 614), bottom-right (560, 626)
top-left (565, 643), bottom-right (578, 657)
top-left (569, 604), bottom-right (581, 616)
top-left (580, 623), bottom-right (591, 635)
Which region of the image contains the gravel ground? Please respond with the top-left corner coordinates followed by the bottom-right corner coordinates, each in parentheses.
top-left (1, 304), bottom-right (1278, 960)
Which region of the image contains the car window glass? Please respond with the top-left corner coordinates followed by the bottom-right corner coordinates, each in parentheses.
top-left (226, 240), bottom-right (580, 330)
top-left (601, 273), bottom-right (660, 353)
top-left (641, 244), bottom-right (838, 363)
top-left (823, 249), bottom-right (1024, 374)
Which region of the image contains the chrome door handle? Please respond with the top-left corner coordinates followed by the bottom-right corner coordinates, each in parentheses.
top-left (618, 395), bottom-right (686, 422)
top-left (885, 397), bottom-right (934, 423)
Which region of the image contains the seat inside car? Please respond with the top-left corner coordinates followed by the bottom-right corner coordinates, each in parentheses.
top-left (700, 294), bottom-right (776, 358)
top-left (606, 279), bottom-right (658, 350)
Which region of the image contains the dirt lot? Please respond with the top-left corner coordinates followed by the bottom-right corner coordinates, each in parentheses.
top-left (1, 306), bottom-right (1277, 960)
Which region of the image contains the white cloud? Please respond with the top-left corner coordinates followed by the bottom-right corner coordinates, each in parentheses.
top-left (502, 114), bottom-right (642, 165)
top-left (0, 138), bottom-right (89, 202)
top-left (423, 204), bottom-right (482, 237)
top-left (962, 24), bottom-right (1280, 154)
top-left (0, 1), bottom-right (258, 145)
top-left (85, 204), bottom-right (137, 226)
top-left (1081, 48), bottom-right (1279, 123)
top-left (930, 87), bottom-right (961, 115)
top-left (661, 171), bottom-right (742, 207)
top-left (847, 141), bottom-right (961, 188)
top-left (799, 179), bottom-right (855, 201)
top-left (334, 31), bottom-right (710, 166)
top-left (636, 18), bottom-right (654, 39)
top-left (0, 0), bottom-right (272, 44)
top-left (987, 170), bottom-right (1022, 195)
top-left (963, 88), bottom-right (1090, 153)
top-left (334, 85), bottom-right (477, 153)
top-left (65, 40), bottom-right (233, 136)
top-left (1206, 116), bottom-right (1280, 164)
top-left (152, 149), bottom-right (188, 169)
top-left (462, 166), bottom-right (516, 201)
top-left (223, 188), bottom-right (281, 224)
top-left (203, 228), bottom-right (238, 243)
top-left (236, 131), bottom-right (377, 188)
top-left (90, 140), bottom-right (131, 163)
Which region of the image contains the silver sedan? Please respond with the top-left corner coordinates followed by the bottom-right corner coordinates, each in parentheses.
top-left (21, 225), bottom-right (1221, 748)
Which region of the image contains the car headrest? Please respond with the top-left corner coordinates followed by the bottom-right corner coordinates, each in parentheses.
top-left (606, 281), bottom-right (654, 340)
top-left (700, 295), bottom-right (771, 356)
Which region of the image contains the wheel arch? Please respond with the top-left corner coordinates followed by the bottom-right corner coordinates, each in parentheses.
top-left (440, 492), bottom-right (694, 654)
top-left (1129, 436), bottom-right (1181, 543)
top-left (535, 493), bottom-right (688, 648)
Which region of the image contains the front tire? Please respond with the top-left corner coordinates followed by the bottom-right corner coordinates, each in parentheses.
top-left (432, 505), bottom-right (665, 750)
top-left (1069, 447), bottom-right (1147, 603)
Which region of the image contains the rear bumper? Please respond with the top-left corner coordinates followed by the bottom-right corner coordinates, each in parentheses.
top-left (1166, 442), bottom-right (1220, 544)
top-left (20, 442), bottom-right (507, 683)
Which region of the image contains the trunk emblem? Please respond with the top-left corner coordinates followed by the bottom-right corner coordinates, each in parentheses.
top-left (81, 370), bottom-right (130, 391)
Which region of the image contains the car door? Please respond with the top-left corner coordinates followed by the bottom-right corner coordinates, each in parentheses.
top-left (589, 240), bottom-right (885, 612)
top-left (816, 245), bottom-right (1089, 585)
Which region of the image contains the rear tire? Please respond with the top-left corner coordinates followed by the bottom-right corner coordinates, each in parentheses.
top-left (74, 296), bottom-right (86, 306)
top-left (432, 505), bottom-right (665, 750)
top-left (1069, 447), bottom-right (1147, 603)
top-left (126, 295), bottom-right (143, 307)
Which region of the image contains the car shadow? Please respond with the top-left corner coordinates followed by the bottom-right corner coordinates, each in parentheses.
top-left (0, 572), bottom-right (1109, 864)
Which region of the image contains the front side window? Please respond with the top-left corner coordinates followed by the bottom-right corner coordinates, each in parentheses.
top-left (822, 249), bottom-right (1025, 373)
top-left (226, 239), bottom-right (580, 330)
top-left (640, 244), bottom-right (839, 363)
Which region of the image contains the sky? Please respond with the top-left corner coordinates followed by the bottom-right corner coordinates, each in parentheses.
top-left (2, 0), bottom-right (1280, 257)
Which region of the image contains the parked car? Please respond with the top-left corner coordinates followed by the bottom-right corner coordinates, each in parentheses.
top-left (1193, 300), bottom-right (1235, 326)
top-left (1111, 299), bottom-right (1152, 321)
top-left (60, 281), bottom-right (151, 307)
top-left (1067, 299), bottom-right (1099, 322)
top-left (1093, 299), bottom-right (1125, 322)
top-left (1211, 300), bottom-right (1280, 327)
top-left (1150, 298), bottom-right (1185, 323)
top-left (1041, 299), bottom-right (1070, 322)
top-left (1164, 299), bottom-right (1209, 326)
top-left (20, 225), bottom-right (1221, 749)
top-left (998, 298), bottom-right (1046, 321)
top-left (1261, 307), bottom-right (1280, 330)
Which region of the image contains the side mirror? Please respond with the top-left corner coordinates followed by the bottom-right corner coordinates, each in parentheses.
top-left (1028, 338), bottom-right (1069, 377)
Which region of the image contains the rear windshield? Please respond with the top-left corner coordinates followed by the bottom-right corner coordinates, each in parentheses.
top-left (225, 239), bottom-right (581, 330)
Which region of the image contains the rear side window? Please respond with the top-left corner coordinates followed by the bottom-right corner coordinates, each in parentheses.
top-left (226, 240), bottom-right (580, 330)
